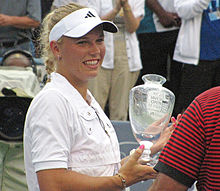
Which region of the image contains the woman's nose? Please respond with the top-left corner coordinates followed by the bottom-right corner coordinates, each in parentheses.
top-left (89, 43), bottom-right (101, 55)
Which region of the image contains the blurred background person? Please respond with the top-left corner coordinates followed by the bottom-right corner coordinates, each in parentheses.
top-left (0, 0), bottom-right (41, 57)
top-left (88, 0), bottom-right (145, 120)
top-left (172, 0), bottom-right (220, 115)
top-left (147, 0), bottom-right (220, 188)
top-left (0, 49), bottom-right (41, 97)
top-left (136, 0), bottom-right (182, 116)
top-left (2, 50), bottom-right (32, 68)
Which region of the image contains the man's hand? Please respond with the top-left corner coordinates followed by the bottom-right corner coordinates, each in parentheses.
top-left (158, 12), bottom-right (181, 27)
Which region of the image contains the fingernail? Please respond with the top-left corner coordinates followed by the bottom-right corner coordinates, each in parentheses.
top-left (139, 145), bottom-right (145, 149)
top-left (174, 124), bottom-right (177, 128)
top-left (171, 117), bottom-right (176, 122)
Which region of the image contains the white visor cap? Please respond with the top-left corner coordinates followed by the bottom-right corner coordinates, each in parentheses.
top-left (49, 8), bottom-right (118, 42)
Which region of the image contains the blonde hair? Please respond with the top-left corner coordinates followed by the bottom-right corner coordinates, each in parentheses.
top-left (40, 3), bottom-right (85, 75)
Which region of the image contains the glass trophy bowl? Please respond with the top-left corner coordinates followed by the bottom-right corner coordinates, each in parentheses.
top-left (129, 74), bottom-right (175, 166)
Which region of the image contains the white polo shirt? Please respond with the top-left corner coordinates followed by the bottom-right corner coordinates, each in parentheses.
top-left (24, 72), bottom-right (121, 191)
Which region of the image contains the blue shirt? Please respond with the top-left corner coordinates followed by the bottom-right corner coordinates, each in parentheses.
top-left (200, 0), bottom-right (220, 60)
top-left (0, 0), bottom-right (41, 41)
top-left (136, 6), bottom-right (156, 34)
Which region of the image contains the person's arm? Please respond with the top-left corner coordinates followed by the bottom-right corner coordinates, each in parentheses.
top-left (101, 0), bottom-right (121, 21)
top-left (146, 0), bottom-right (180, 27)
top-left (174, 0), bottom-right (211, 19)
top-left (37, 169), bottom-right (123, 191)
top-left (121, 0), bottom-right (142, 33)
top-left (37, 146), bottom-right (157, 191)
top-left (148, 172), bottom-right (188, 191)
top-left (0, 14), bottom-right (40, 28)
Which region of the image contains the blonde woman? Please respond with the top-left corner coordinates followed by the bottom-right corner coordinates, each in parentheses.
top-left (23, 3), bottom-right (158, 191)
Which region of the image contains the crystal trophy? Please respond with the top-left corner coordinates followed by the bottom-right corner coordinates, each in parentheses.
top-left (129, 74), bottom-right (175, 166)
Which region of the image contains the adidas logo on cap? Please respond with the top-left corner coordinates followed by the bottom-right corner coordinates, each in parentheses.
top-left (85, 11), bottom-right (96, 18)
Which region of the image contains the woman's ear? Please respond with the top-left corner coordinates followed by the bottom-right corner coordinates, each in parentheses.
top-left (50, 41), bottom-right (60, 59)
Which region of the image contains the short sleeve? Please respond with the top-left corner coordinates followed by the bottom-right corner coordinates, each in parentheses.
top-left (27, 90), bottom-right (75, 172)
top-left (130, 0), bottom-right (145, 18)
top-left (155, 99), bottom-right (206, 187)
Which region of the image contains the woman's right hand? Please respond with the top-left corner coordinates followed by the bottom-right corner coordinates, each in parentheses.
top-left (118, 145), bottom-right (157, 187)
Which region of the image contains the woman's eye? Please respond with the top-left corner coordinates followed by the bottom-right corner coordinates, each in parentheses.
top-left (77, 41), bottom-right (88, 45)
top-left (97, 38), bottom-right (104, 43)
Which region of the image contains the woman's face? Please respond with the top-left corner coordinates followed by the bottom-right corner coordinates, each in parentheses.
top-left (56, 25), bottom-right (105, 85)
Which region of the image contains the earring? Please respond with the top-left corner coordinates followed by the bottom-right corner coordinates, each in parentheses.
top-left (57, 55), bottom-right (62, 61)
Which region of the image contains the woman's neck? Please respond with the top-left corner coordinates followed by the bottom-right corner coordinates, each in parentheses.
top-left (72, 82), bottom-right (89, 103)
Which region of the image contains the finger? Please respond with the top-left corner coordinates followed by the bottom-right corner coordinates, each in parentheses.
top-left (158, 115), bottom-right (167, 124)
top-left (177, 114), bottom-right (182, 121)
top-left (167, 123), bottom-right (175, 130)
top-left (163, 119), bottom-right (170, 128)
top-left (151, 114), bottom-right (168, 126)
top-left (171, 117), bottom-right (179, 127)
top-left (171, 116), bottom-right (176, 123)
top-left (130, 145), bottom-right (145, 161)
